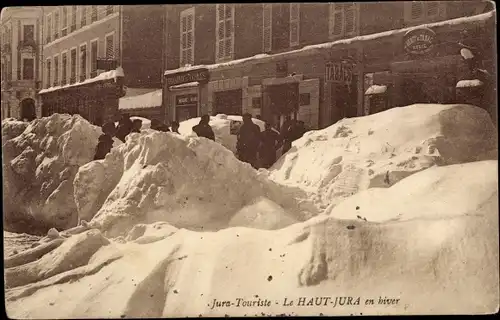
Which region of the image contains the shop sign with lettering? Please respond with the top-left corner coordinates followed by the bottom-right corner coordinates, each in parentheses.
top-left (166, 68), bottom-right (209, 87)
top-left (176, 94), bottom-right (198, 106)
top-left (403, 28), bottom-right (436, 55)
top-left (325, 62), bottom-right (354, 84)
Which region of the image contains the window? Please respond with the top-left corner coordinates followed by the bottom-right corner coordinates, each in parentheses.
top-left (71, 6), bottom-right (77, 31)
top-left (289, 3), bottom-right (300, 47)
top-left (70, 48), bottom-right (77, 84)
top-left (329, 3), bottom-right (358, 38)
top-left (263, 4), bottom-right (272, 52)
top-left (180, 8), bottom-right (195, 66)
top-left (62, 52), bottom-right (67, 85)
top-left (46, 14), bottom-right (52, 43)
top-left (80, 44), bottom-right (87, 81)
top-left (23, 25), bottom-right (34, 42)
top-left (81, 7), bottom-right (87, 27)
top-left (406, 1), bottom-right (441, 21)
top-left (46, 58), bottom-right (51, 88)
top-left (22, 58), bottom-right (34, 80)
top-left (216, 4), bottom-right (234, 61)
top-left (252, 97), bottom-right (262, 109)
top-left (54, 11), bottom-right (59, 39)
top-left (300, 93), bottom-right (311, 106)
top-left (91, 6), bottom-right (98, 22)
top-left (106, 5), bottom-right (114, 15)
top-left (90, 39), bottom-right (98, 77)
top-left (62, 7), bottom-right (68, 36)
top-left (54, 55), bottom-right (59, 86)
top-left (105, 33), bottom-right (114, 58)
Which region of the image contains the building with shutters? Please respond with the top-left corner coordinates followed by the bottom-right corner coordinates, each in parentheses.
top-left (38, 5), bottom-right (164, 125)
top-left (1, 6), bottom-right (43, 121)
top-left (162, 2), bottom-right (495, 130)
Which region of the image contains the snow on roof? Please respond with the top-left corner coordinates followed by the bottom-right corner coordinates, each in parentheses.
top-left (365, 85), bottom-right (388, 95)
top-left (119, 89), bottom-right (162, 110)
top-left (456, 79), bottom-right (484, 88)
top-left (39, 67), bottom-right (125, 94)
top-left (164, 11), bottom-right (494, 76)
top-left (169, 81), bottom-right (200, 89)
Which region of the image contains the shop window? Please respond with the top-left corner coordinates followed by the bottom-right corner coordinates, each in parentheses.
top-left (262, 4), bottom-right (272, 52)
top-left (80, 44), bottom-right (87, 81)
top-left (105, 33), bottom-right (114, 59)
top-left (299, 93), bottom-right (310, 106)
top-left (405, 1), bottom-right (441, 22)
top-left (252, 97), bottom-right (262, 109)
top-left (81, 7), bottom-right (87, 27)
top-left (216, 4), bottom-right (234, 61)
top-left (329, 3), bottom-right (358, 39)
top-left (22, 58), bottom-right (34, 80)
top-left (62, 52), bottom-right (68, 85)
top-left (289, 3), bottom-right (300, 47)
top-left (180, 7), bottom-right (195, 66)
top-left (70, 48), bottom-right (77, 84)
top-left (46, 58), bottom-right (51, 88)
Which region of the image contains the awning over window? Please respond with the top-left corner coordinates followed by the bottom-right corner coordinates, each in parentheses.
top-left (456, 79), bottom-right (484, 88)
top-left (119, 89), bottom-right (162, 110)
top-left (365, 85), bottom-right (387, 95)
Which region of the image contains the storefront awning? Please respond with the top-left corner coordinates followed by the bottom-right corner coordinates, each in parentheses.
top-left (169, 81), bottom-right (199, 90)
top-left (365, 85), bottom-right (388, 95)
top-left (456, 79), bottom-right (484, 88)
top-left (119, 89), bottom-right (162, 110)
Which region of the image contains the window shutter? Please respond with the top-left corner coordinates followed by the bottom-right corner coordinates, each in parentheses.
top-left (332, 11), bottom-right (343, 36)
top-left (290, 3), bottom-right (300, 45)
top-left (427, 2), bottom-right (439, 16)
top-left (411, 2), bottom-right (423, 19)
top-left (218, 41), bottom-right (224, 59)
top-left (345, 4), bottom-right (355, 34)
top-left (263, 4), bottom-right (272, 52)
top-left (106, 36), bottom-right (114, 58)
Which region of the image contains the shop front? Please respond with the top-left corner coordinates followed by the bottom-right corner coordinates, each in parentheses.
top-left (175, 93), bottom-right (199, 122)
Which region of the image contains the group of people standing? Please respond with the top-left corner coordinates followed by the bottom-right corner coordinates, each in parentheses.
top-left (94, 113), bottom-right (308, 170)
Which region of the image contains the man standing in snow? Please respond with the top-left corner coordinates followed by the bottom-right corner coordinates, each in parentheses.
top-left (237, 113), bottom-right (262, 168)
top-left (281, 117), bottom-right (297, 154)
top-left (94, 122), bottom-right (116, 160)
top-left (192, 114), bottom-right (215, 141)
top-left (131, 119), bottom-right (142, 133)
top-left (259, 122), bottom-right (280, 169)
top-left (115, 114), bottom-right (133, 142)
top-left (171, 121), bottom-right (180, 134)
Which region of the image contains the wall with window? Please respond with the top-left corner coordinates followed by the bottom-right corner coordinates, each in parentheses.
top-left (42, 6), bottom-right (120, 89)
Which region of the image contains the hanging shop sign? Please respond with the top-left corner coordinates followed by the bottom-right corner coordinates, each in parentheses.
top-left (165, 68), bottom-right (209, 87)
top-left (403, 27), bottom-right (436, 55)
top-left (325, 62), bottom-right (354, 84)
top-left (176, 94), bottom-right (198, 106)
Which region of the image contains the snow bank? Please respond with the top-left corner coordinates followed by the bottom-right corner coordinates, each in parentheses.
top-left (2, 114), bottom-right (103, 234)
top-left (179, 114), bottom-right (278, 154)
top-left (269, 104), bottom-right (498, 210)
top-left (5, 161), bottom-right (499, 317)
top-left (74, 130), bottom-right (317, 237)
top-left (39, 67), bottom-right (124, 94)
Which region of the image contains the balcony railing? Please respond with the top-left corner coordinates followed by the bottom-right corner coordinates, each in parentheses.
top-left (53, 80), bottom-right (59, 87)
top-left (70, 24), bottom-right (76, 32)
top-left (80, 74), bottom-right (86, 82)
top-left (70, 76), bottom-right (76, 84)
top-left (61, 78), bottom-right (67, 86)
top-left (18, 39), bottom-right (37, 50)
top-left (62, 28), bottom-right (67, 37)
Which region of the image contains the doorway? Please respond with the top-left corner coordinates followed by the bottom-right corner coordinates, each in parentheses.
top-left (20, 98), bottom-right (36, 121)
top-left (263, 82), bottom-right (299, 129)
top-left (329, 74), bottom-right (358, 124)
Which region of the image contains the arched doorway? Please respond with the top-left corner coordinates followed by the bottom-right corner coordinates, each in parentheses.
top-left (20, 98), bottom-right (36, 121)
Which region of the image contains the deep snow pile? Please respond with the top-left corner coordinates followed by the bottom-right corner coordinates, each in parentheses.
top-left (179, 114), bottom-right (279, 154)
top-left (4, 161), bottom-right (499, 317)
top-left (2, 114), bottom-right (105, 234)
top-left (74, 130), bottom-right (317, 238)
top-left (269, 104), bottom-right (498, 210)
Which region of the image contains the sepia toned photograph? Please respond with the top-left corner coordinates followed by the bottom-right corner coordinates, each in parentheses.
top-left (1, 2), bottom-right (498, 318)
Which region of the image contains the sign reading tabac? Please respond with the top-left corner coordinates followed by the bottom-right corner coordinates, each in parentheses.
top-left (403, 27), bottom-right (436, 55)
top-left (166, 68), bottom-right (210, 87)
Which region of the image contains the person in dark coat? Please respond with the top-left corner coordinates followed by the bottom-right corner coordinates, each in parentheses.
top-left (281, 118), bottom-right (297, 154)
top-left (131, 119), bottom-right (142, 133)
top-left (293, 120), bottom-right (307, 141)
top-left (192, 114), bottom-right (215, 141)
top-left (236, 113), bottom-right (262, 168)
top-left (151, 119), bottom-right (170, 132)
top-left (171, 121), bottom-right (180, 134)
top-left (94, 122), bottom-right (116, 160)
top-left (259, 122), bottom-right (281, 169)
top-left (115, 114), bottom-right (133, 142)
